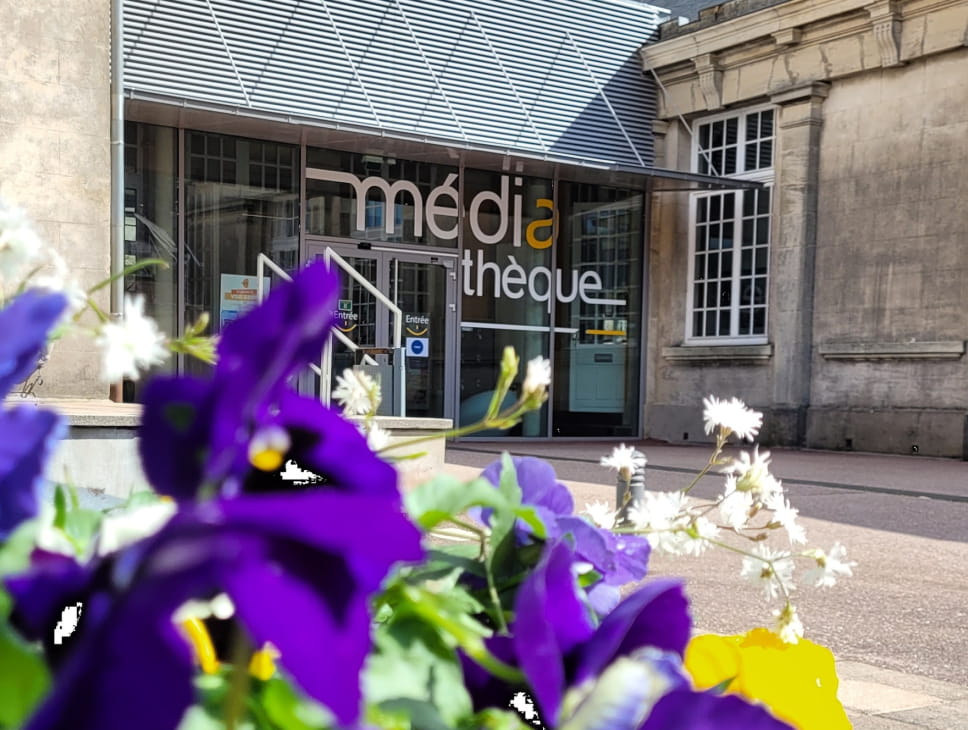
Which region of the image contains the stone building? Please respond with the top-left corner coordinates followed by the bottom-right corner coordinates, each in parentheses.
top-left (4, 0), bottom-right (967, 457)
top-left (642, 0), bottom-right (968, 457)
top-left (1, 1), bottom-right (111, 398)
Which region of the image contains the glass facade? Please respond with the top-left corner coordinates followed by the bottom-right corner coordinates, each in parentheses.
top-left (122, 122), bottom-right (177, 401)
top-left (125, 124), bottom-right (647, 438)
top-left (552, 184), bottom-right (643, 437)
top-left (305, 149), bottom-right (458, 248)
top-left (458, 171), bottom-right (554, 436)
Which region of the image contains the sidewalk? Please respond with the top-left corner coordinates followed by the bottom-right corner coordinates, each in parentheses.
top-left (442, 443), bottom-right (968, 729)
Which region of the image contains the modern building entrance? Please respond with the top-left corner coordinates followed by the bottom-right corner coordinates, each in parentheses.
top-left (306, 240), bottom-right (457, 420)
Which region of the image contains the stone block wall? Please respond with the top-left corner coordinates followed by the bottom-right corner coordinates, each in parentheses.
top-left (808, 47), bottom-right (968, 456)
top-left (643, 0), bottom-right (968, 456)
top-left (645, 120), bottom-right (778, 444)
top-left (1, 1), bottom-right (111, 398)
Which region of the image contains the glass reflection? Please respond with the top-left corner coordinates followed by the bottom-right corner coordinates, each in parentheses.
top-left (552, 183), bottom-right (643, 437)
top-left (184, 132), bottom-right (299, 375)
top-left (305, 148), bottom-right (458, 247)
top-left (123, 122), bottom-right (177, 402)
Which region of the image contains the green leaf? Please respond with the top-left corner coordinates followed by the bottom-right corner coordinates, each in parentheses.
top-left (511, 505), bottom-right (546, 540)
top-left (373, 699), bottom-right (453, 730)
top-left (404, 474), bottom-right (509, 531)
top-left (710, 676), bottom-right (736, 694)
top-left (461, 708), bottom-right (534, 729)
top-left (121, 490), bottom-right (164, 511)
top-left (398, 550), bottom-right (485, 588)
top-left (0, 627), bottom-right (50, 728)
top-left (496, 452), bottom-right (520, 506)
top-left (259, 677), bottom-right (331, 730)
top-left (53, 485), bottom-right (67, 531)
top-left (365, 616), bottom-right (473, 727)
top-left (177, 706), bottom-right (254, 730)
top-left (62, 508), bottom-right (102, 554)
top-left (0, 520), bottom-right (39, 578)
top-left (67, 484), bottom-right (80, 512)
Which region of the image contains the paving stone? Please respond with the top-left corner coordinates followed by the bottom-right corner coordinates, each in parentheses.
top-left (883, 700), bottom-right (968, 730)
top-left (838, 661), bottom-right (968, 702)
top-left (848, 712), bottom-right (923, 729)
top-left (839, 679), bottom-right (942, 714)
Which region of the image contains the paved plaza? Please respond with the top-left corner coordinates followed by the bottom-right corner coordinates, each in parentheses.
top-left (445, 441), bottom-right (968, 729)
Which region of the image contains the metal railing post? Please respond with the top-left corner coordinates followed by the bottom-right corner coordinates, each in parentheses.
top-left (616, 450), bottom-right (646, 524)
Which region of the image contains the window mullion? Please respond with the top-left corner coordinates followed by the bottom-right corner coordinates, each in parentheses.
top-left (731, 190), bottom-right (742, 337)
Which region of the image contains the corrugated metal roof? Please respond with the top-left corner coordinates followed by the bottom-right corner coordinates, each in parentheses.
top-left (123, 0), bottom-right (666, 168)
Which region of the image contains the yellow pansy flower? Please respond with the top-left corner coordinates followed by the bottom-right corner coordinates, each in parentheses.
top-left (684, 629), bottom-right (851, 730)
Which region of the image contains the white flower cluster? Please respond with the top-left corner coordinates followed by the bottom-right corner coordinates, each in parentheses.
top-left (628, 491), bottom-right (719, 557)
top-left (592, 395), bottom-right (856, 644)
top-left (522, 356), bottom-right (552, 399)
top-left (331, 367), bottom-right (392, 453)
top-left (1, 197), bottom-right (171, 384)
top-left (703, 395), bottom-right (763, 441)
top-left (333, 367), bottom-right (381, 417)
top-left (96, 295), bottom-right (169, 382)
top-left (0, 199), bottom-right (87, 315)
top-left (600, 444), bottom-right (647, 480)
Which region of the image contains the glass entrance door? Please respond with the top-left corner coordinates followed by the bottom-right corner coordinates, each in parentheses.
top-left (306, 242), bottom-right (456, 420)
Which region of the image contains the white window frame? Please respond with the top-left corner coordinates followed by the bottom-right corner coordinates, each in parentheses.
top-left (685, 104), bottom-right (775, 345)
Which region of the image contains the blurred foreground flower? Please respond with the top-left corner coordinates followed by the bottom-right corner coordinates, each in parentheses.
top-left (478, 456), bottom-right (652, 615)
top-left (0, 289), bottom-right (67, 539)
top-left (461, 540), bottom-right (791, 729)
top-left (7, 262), bottom-right (423, 729)
top-left (138, 263), bottom-right (397, 501)
top-left (685, 629), bottom-right (851, 729)
top-left (96, 294), bottom-right (168, 382)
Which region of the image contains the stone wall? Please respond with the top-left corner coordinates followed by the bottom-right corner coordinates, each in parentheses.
top-left (642, 0), bottom-right (968, 456)
top-left (1, 0), bottom-right (111, 398)
top-left (646, 117), bottom-right (778, 444)
top-left (807, 47), bottom-right (968, 456)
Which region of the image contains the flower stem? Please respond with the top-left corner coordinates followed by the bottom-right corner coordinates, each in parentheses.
top-left (682, 431), bottom-right (729, 495)
top-left (223, 628), bottom-right (253, 730)
top-left (482, 536), bottom-right (509, 634)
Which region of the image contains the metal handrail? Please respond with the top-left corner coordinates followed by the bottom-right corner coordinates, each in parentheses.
top-left (322, 247), bottom-right (406, 416)
top-left (258, 254), bottom-right (329, 379)
top-left (256, 252), bottom-right (405, 416)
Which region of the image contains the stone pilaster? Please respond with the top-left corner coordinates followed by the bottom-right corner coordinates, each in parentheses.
top-left (767, 81), bottom-right (829, 445)
top-left (652, 120), bottom-right (670, 168)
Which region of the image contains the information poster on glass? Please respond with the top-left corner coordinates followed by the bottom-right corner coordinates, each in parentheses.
top-left (219, 274), bottom-right (270, 328)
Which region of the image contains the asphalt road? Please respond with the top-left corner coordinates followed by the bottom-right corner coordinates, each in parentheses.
top-left (445, 441), bottom-right (968, 687)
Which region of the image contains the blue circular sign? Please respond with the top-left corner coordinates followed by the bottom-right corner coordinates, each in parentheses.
top-left (410, 339), bottom-right (424, 355)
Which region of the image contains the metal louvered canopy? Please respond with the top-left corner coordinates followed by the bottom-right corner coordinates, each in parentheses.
top-left (123, 0), bottom-right (665, 170)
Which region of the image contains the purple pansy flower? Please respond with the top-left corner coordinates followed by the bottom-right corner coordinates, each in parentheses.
top-left (0, 289), bottom-right (67, 538)
top-left (479, 457), bottom-right (651, 613)
top-left (138, 262), bottom-right (396, 503)
top-left (7, 264), bottom-right (425, 729)
top-left (463, 540), bottom-right (791, 729)
top-left (8, 490), bottom-right (423, 729)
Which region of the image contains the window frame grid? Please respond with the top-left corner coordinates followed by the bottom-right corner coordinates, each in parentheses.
top-left (685, 104), bottom-right (775, 345)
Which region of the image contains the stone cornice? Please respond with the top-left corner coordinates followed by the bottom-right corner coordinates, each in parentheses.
top-left (663, 344), bottom-right (774, 362)
top-left (641, 0), bottom-right (966, 72)
top-left (640, 0), bottom-right (873, 70)
top-left (641, 0), bottom-right (968, 117)
top-left (819, 341), bottom-right (966, 360)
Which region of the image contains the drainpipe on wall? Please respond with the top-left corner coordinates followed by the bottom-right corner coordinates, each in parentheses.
top-left (109, 0), bottom-right (124, 401)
